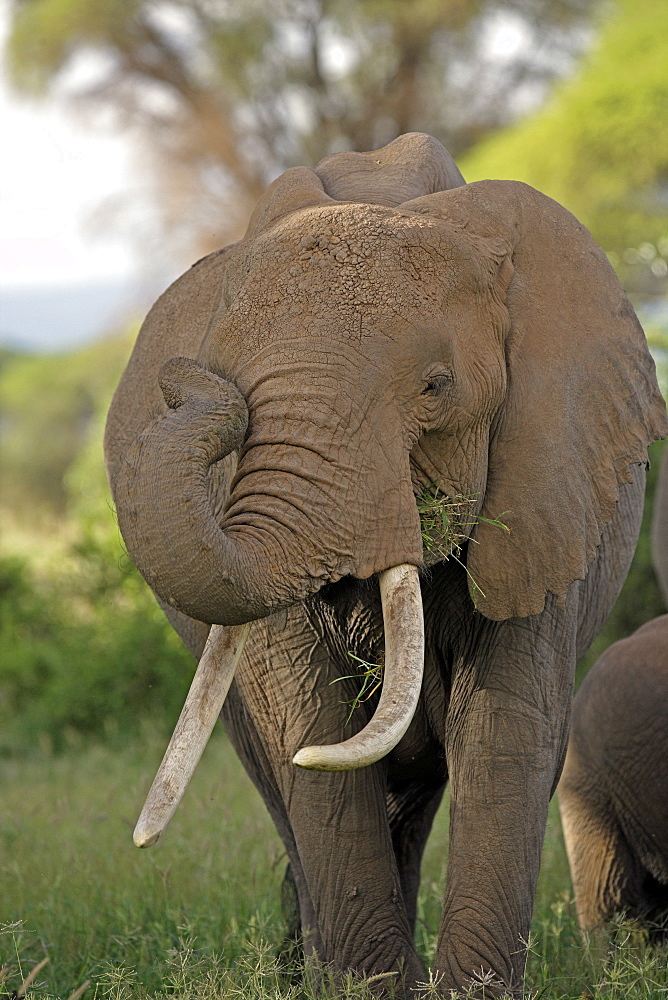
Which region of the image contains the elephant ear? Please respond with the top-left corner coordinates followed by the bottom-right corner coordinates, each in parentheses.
top-left (315, 132), bottom-right (465, 205)
top-left (652, 444), bottom-right (668, 607)
top-left (405, 179), bottom-right (668, 621)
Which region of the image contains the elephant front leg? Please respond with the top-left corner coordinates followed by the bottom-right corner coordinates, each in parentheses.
top-left (387, 778), bottom-right (446, 935)
top-left (231, 606), bottom-right (425, 996)
top-left (285, 765), bottom-right (426, 995)
top-left (435, 600), bottom-right (576, 997)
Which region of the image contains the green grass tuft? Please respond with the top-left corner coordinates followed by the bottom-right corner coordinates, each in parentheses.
top-left (329, 653), bottom-right (384, 723)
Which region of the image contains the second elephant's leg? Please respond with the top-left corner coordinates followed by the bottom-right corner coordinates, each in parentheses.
top-left (559, 753), bottom-right (668, 934)
top-left (558, 769), bottom-right (641, 932)
top-left (435, 594), bottom-right (577, 997)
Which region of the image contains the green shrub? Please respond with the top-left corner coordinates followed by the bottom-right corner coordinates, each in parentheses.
top-left (0, 543), bottom-right (194, 755)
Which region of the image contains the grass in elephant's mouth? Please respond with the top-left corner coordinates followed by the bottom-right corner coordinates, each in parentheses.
top-left (416, 484), bottom-right (510, 563)
top-left (416, 485), bottom-right (510, 599)
top-left (331, 490), bottom-right (511, 720)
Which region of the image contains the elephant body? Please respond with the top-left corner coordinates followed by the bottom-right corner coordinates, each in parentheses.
top-left (105, 134), bottom-right (667, 996)
top-left (559, 445), bottom-right (668, 937)
top-left (559, 615), bottom-right (668, 935)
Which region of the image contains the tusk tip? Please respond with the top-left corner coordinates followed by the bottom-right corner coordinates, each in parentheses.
top-left (292, 747), bottom-right (320, 770)
top-left (292, 745), bottom-right (363, 771)
top-left (292, 746), bottom-right (341, 771)
top-left (133, 822), bottom-right (162, 848)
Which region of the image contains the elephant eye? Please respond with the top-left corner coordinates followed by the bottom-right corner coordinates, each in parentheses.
top-left (422, 372), bottom-right (453, 397)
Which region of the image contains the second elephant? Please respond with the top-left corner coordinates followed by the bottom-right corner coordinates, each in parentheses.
top-left (559, 614), bottom-right (668, 935)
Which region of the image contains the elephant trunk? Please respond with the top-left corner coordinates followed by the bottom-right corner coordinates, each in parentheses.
top-left (115, 357), bottom-right (303, 625)
top-left (117, 357), bottom-right (427, 846)
top-left (115, 357), bottom-right (423, 626)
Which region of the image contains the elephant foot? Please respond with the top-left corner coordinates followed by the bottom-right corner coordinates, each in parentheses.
top-left (423, 963), bottom-right (521, 999)
top-left (296, 953), bottom-right (426, 1000)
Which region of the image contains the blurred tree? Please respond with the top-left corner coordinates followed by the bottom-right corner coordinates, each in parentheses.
top-left (6, 0), bottom-right (595, 259)
top-left (462, 0), bottom-right (668, 298)
top-left (0, 331), bottom-right (133, 515)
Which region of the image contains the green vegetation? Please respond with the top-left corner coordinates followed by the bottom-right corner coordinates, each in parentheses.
top-left (1, 738), bottom-right (667, 999)
top-left (417, 486), bottom-right (511, 604)
top-left (330, 653), bottom-right (384, 723)
top-left (0, 547), bottom-right (194, 756)
top-left (462, 0), bottom-right (668, 290)
top-left (0, 332), bottom-right (133, 515)
top-left (417, 489), bottom-right (479, 564)
top-left (0, 334), bottom-right (194, 757)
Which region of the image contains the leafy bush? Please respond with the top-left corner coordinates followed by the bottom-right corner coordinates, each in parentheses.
top-left (0, 333), bottom-right (197, 755)
top-left (0, 332), bottom-right (133, 516)
top-left (0, 541), bottom-right (194, 756)
top-left (0, 410), bottom-right (194, 754)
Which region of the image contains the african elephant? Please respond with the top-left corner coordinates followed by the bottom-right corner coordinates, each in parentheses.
top-left (559, 614), bottom-right (668, 936)
top-left (559, 444), bottom-right (668, 936)
top-left (104, 133), bottom-right (667, 997)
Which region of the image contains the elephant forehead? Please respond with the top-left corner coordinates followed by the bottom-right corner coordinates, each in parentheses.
top-left (222, 205), bottom-right (467, 342)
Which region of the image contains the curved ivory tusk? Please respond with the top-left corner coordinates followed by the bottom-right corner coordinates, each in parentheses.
top-left (292, 564), bottom-right (424, 771)
top-left (133, 622), bottom-right (251, 848)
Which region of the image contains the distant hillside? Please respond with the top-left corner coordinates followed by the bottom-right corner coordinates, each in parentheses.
top-left (0, 275), bottom-right (174, 352)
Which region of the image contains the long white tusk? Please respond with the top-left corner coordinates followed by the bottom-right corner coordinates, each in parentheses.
top-left (133, 622), bottom-right (251, 848)
top-left (292, 563), bottom-right (424, 771)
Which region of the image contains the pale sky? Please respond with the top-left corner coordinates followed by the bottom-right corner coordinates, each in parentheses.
top-left (0, 0), bottom-right (139, 290)
top-left (0, 82), bottom-right (135, 288)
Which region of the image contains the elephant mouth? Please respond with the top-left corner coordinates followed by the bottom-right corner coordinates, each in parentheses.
top-left (133, 563), bottom-right (424, 848)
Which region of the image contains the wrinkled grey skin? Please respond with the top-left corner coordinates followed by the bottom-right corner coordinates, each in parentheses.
top-left (105, 134), bottom-right (667, 997)
top-left (652, 446), bottom-right (668, 607)
top-left (560, 450), bottom-right (668, 936)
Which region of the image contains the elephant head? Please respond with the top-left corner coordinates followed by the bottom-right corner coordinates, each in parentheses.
top-left (108, 133), bottom-right (667, 844)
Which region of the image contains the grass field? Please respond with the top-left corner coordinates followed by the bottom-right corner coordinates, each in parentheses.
top-left (1, 731), bottom-right (667, 999)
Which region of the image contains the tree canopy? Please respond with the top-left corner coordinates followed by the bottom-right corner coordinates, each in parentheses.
top-left (462, 0), bottom-right (668, 281)
top-left (6, 0), bottom-right (594, 257)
